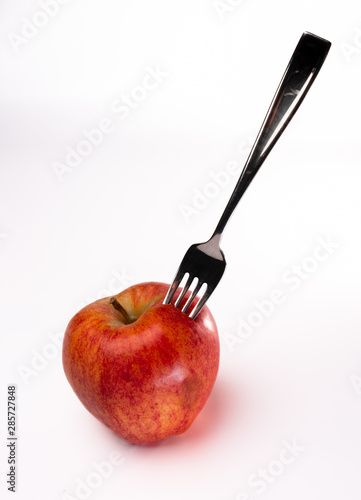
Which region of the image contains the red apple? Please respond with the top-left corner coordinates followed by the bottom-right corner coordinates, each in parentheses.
top-left (62, 281), bottom-right (220, 443)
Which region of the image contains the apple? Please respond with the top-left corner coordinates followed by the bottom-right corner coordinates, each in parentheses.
top-left (62, 281), bottom-right (220, 443)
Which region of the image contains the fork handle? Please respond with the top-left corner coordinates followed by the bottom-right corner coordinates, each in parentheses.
top-left (212, 32), bottom-right (331, 239)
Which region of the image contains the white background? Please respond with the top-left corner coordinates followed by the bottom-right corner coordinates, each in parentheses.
top-left (1, 0), bottom-right (361, 499)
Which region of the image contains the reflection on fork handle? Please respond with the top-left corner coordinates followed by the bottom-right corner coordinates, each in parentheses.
top-left (211, 32), bottom-right (331, 241)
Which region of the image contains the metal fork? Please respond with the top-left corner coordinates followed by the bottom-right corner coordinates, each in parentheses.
top-left (164, 32), bottom-right (331, 319)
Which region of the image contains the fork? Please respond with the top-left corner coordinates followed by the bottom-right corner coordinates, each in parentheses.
top-left (164, 32), bottom-right (331, 319)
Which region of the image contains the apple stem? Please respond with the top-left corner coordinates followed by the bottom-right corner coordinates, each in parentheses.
top-left (110, 297), bottom-right (133, 324)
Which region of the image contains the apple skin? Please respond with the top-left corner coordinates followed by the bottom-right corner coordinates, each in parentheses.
top-left (62, 282), bottom-right (220, 443)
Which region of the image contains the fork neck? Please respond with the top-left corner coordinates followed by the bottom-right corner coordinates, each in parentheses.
top-left (208, 231), bottom-right (222, 247)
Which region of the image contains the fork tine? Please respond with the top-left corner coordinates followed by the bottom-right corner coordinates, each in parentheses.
top-left (189, 285), bottom-right (211, 320)
top-left (163, 269), bottom-right (184, 305)
top-left (174, 273), bottom-right (193, 308)
top-left (182, 278), bottom-right (203, 314)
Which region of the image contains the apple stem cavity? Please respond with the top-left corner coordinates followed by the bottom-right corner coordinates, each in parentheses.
top-left (110, 297), bottom-right (134, 325)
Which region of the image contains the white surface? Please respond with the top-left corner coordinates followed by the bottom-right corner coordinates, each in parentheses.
top-left (1, 0), bottom-right (361, 499)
